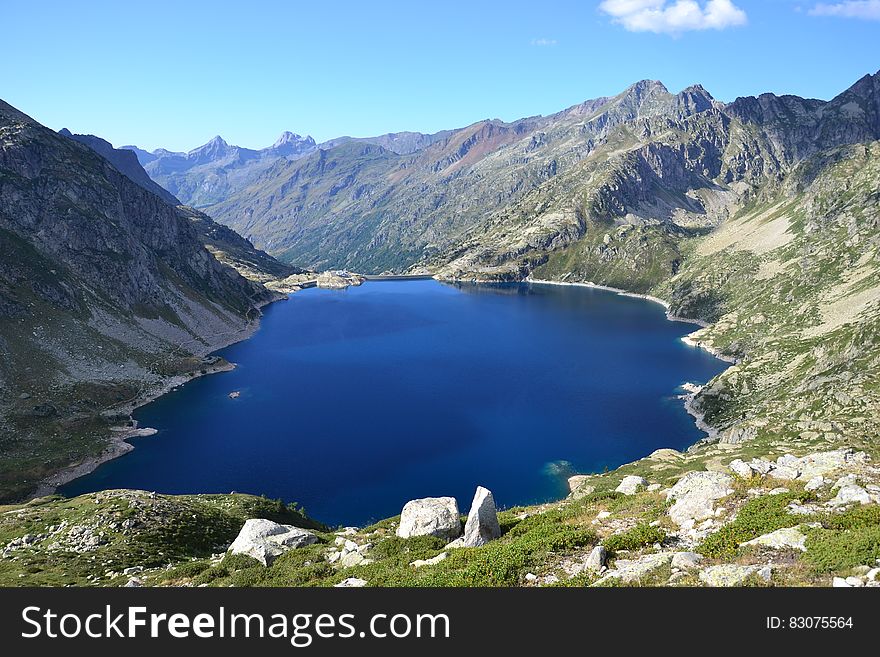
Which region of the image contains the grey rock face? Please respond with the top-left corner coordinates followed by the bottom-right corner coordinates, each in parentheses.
top-left (461, 486), bottom-right (501, 547)
top-left (396, 497), bottom-right (461, 541)
top-left (228, 519), bottom-right (317, 566)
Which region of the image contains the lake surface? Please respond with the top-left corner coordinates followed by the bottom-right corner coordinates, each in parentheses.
top-left (63, 280), bottom-right (728, 526)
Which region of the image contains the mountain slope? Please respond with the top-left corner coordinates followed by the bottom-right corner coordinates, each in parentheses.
top-left (58, 129), bottom-right (181, 206)
top-left (0, 99), bottom-right (278, 500)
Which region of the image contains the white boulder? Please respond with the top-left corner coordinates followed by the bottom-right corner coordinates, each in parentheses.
top-left (396, 497), bottom-right (461, 541)
top-left (228, 519), bottom-right (317, 566)
top-left (615, 476), bottom-right (648, 495)
top-left (741, 527), bottom-right (807, 552)
top-left (461, 486), bottom-right (501, 547)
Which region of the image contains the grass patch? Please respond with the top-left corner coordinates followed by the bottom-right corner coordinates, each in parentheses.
top-left (603, 524), bottom-right (666, 554)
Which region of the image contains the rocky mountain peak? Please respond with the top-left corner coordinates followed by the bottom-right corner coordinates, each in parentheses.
top-left (268, 131), bottom-right (317, 156)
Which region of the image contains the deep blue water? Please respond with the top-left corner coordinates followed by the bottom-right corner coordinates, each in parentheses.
top-left (62, 281), bottom-right (728, 526)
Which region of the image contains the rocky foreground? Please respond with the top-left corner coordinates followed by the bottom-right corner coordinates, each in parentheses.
top-left (2, 445), bottom-right (878, 587)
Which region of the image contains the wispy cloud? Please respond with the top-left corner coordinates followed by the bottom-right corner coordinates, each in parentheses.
top-left (599, 0), bottom-right (748, 35)
top-left (530, 38), bottom-right (559, 46)
top-left (808, 1), bottom-right (880, 20)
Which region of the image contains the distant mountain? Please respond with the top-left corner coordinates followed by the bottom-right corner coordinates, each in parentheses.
top-left (120, 132), bottom-right (318, 207)
top-left (59, 129), bottom-right (180, 205)
top-left (319, 129), bottom-right (457, 155)
top-left (193, 74), bottom-right (880, 281)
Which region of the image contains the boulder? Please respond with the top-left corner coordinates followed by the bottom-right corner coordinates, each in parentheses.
top-left (334, 577), bottom-right (367, 588)
top-left (410, 552), bottom-right (448, 568)
top-left (615, 475), bottom-right (648, 495)
top-left (396, 497), bottom-right (461, 541)
top-left (594, 553), bottom-right (673, 585)
top-left (699, 564), bottom-right (764, 587)
top-left (741, 527), bottom-right (807, 552)
top-left (567, 475), bottom-right (594, 497)
top-left (461, 486), bottom-right (501, 547)
top-left (671, 552), bottom-right (703, 570)
top-left (584, 545), bottom-right (607, 572)
top-left (728, 459), bottom-right (754, 478)
top-left (228, 519), bottom-right (317, 566)
top-left (666, 471), bottom-right (734, 527)
top-left (829, 484), bottom-right (872, 506)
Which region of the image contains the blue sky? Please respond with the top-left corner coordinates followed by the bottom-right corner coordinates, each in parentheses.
top-left (2, 1), bottom-right (878, 151)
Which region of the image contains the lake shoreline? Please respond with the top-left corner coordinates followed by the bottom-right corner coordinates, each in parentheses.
top-left (525, 277), bottom-right (734, 466)
top-left (33, 294), bottom-right (286, 500)
top-left (46, 278), bottom-right (731, 526)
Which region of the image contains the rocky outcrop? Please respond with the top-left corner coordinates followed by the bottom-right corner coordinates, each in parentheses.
top-left (741, 528), bottom-right (807, 552)
top-left (615, 476), bottom-right (648, 495)
top-left (228, 519), bottom-right (317, 566)
top-left (699, 564), bottom-right (771, 587)
top-left (666, 471), bottom-right (734, 527)
top-left (396, 497), bottom-right (461, 541)
top-left (461, 486), bottom-right (502, 547)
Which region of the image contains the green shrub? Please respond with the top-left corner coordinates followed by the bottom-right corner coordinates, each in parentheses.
top-left (369, 535), bottom-right (445, 562)
top-left (603, 524), bottom-right (666, 553)
top-left (804, 526), bottom-right (880, 572)
top-left (698, 492), bottom-right (812, 559)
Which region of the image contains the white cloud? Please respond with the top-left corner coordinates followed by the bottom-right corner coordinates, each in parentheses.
top-left (808, 1), bottom-right (880, 20)
top-left (599, 0), bottom-right (748, 34)
top-left (531, 38), bottom-right (559, 46)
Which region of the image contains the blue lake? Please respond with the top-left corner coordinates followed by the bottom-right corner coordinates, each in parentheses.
top-left (62, 280), bottom-right (728, 526)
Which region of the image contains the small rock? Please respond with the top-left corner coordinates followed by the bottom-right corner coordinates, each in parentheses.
top-left (748, 459), bottom-right (775, 475)
top-left (845, 577), bottom-right (864, 587)
top-left (671, 552), bottom-right (703, 570)
top-left (124, 578), bottom-right (143, 588)
top-left (769, 465), bottom-right (799, 481)
top-left (699, 564), bottom-right (762, 587)
top-left (584, 546), bottom-right (606, 572)
top-left (596, 511), bottom-right (612, 520)
top-left (410, 552), bottom-right (448, 568)
top-left (728, 459), bottom-right (754, 478)
top-left (615, 476), bottom-right (648, 496)
top-left (742, 527), bottom-right (807, 552)
top-left (832, 577), bottom-right (852, 587)
top-left (334, 577), bottom-right (367, 588)
top-left (525, 573), bottom-right (538, 582)
top-left (805, 476), bottom-right (825, 491)
top-left (830, 484), bottom-right (871, 506)
top-left (757, 566), bottom-right (773, 582)
top-left (567, 475), bottom-right (593, 496)
top-left (768, 487), bottom-right (790, 495)
top-left (595, 553), bottom-right (673, 585)
top-left (646, 483), bottom-right (661, 492)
